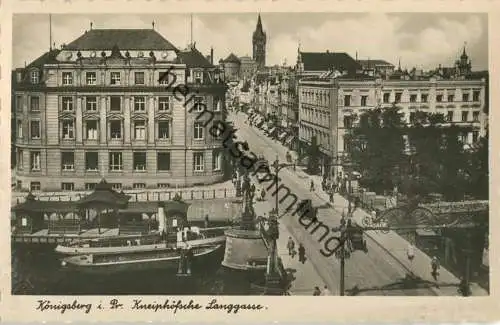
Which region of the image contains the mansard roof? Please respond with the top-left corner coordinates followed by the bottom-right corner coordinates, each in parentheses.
top-left (65, 29), bottom-right (178, 51)
top-left (177, 46), bottom-right (213, 68)
top-left (300, 51), bottom-right (361, 72)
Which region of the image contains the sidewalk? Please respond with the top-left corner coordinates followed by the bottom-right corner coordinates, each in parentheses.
top-left (252, 188), bottom-right (330, 296)
top-left (306, 173), bottom-right (488, 296)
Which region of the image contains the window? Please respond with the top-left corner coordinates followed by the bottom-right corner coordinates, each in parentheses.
top-left (473, 90), bottom-right (480, 102)
top-left (344, 95), bottom-right (351, 107)
top-left (133, 152), bottom-right (147, 171)
top-left (383, 93), bottom-right (390, 103)
top-left (133, 183), bottom-right (146, 189)
top-left (410, 94), bottom-right (417, 103)
top-left (158, 97), bottom-right (171, 111)
top-left (158, 121), bottom-right (170, 139)
top-left (473, 111), bottom-right (480, 122)
top-left (193, 152), bottom-right (204, 172)
top-left (395, 92), bottom-right (402, 103)
top-left (86, 120), bottom-right (98, 140)
top-left (31, 70), bottom-right (39, 84)
top-left (472, 131), bottom-right (479, 142)
top-left (85, 152), bottom-right (99, 171)
top-left (110, 72), bottom-right (121, 85)
top-left (111, 183), bottom-right (122, 190)
top-left (134, 72), bottom-right (145, 85)
top-left (16, 95), bottom-right (23, 111)
top-left (194, 70), bottom-right (203, 83)
top-left (86, 72), bottom-right (97, 85)
top-left (110, 120), bottom-right (122, 139)
top-left (61, 151), bottom-right (75, 171)
top-left (62, 72), bottom-right (73, 85)
top-left (436, 94), bottom-right (443, 102)
top-left (159, 71), bottom-right (170, 85)
top-left (157, 183), bottom-right (170, 188)
top-left (447, 111), bottom-right (453, 122)
top-left (110, 96), bottom-right (121, 111)
top-left (62, 120), bottom-right (74, 139)
top-left (30, 121), bottom-right (40, 139)
top-left (31, 151), bottom-right (41, 171)
top-left (30, 96), bottom-right (40, 111)
top-left (17, 150), bottom-right (24, 170)
top-left (462, 111), bottom-right (469, 122)
top-left (85, 183), bottom-right (97, 190)
top-left (30, 182), bottom-right (41, 192)
top-left (462, 93), bottom-right (470, 102)
top-left (192, 96), bottom-right (205, 112)
top-left (134, 96), bottom-right (146, 111)
top-left (212, 150), bottom-right (222, 171)
top-left (61, 183), bottom-right (74, 191)
top-left (17, 121), bottom-right (23, 138)
top-left (109, 152), bottom-right (123, 171)
top-left (157, 152), bottom-right (171, 171)
top-left (134, 120), bottom-right (146, 140)
top-left (62, 97), bottom-right (73, 111)
top-left (86, 96), bottom-right (97, 111)
top-left (343, 116), bottom-right (353, 128)
top-left (214, 97), bottom-right (222, 111)
top-left (448, 94), bottom-right (454, 102)
top-left (361, 95), bottom-right (368, 106)
top-left (193, 122), bottom-right (204, 140)
top-left (421, 94), bottom-right (428, 103)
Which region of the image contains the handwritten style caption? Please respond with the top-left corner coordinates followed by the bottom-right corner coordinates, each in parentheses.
top-left (36, 299), bottom-right (266, 314)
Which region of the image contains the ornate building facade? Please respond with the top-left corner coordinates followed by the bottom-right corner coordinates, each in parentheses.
top-left (252, 14), bottom-right (266, 70)
top-left (13, 28), bottom-right (227, 192)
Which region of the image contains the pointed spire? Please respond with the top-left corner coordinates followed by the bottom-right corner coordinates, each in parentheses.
top-left (461, 41), bottom-right (468, 59)
top-left (257, 13), bottom-right (263, 31)
top-left (398, 57), bottom-right (401, 71)
top-left (152, 21), bottom-right (155, 30)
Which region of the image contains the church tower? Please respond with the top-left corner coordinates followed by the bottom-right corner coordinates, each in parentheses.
top-left (252, 14), bottom-right (267, 70)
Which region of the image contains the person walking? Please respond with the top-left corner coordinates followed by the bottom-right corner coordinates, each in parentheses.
top-left (313, 286), bottom-right (321, 296)
top-left (310, 180), bottom-right (315, 192)
top-left (287, 236), bottom-right (296, 257)
top-left (298, 243), bottom-right (306, 264)
top-left (321, 285), bottom-right (331, 296)
top-left (431, 256), bottom-right (440, 280)
top-left (260, 188), bottom-right (266, 201)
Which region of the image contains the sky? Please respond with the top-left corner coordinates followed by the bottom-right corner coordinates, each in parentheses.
top-left (12, 13), bottom-right (488, 71)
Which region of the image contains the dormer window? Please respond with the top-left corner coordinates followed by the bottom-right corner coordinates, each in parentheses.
top-left (31, 70), bottom-right (39, 84)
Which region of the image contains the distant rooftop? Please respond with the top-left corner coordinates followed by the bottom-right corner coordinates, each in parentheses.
top-left (357, 59), bottom-right (394, 68)
top-left (300, 51), bottom-right (361, 72)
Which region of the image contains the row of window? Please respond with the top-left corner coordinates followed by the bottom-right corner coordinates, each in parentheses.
top-left (31, 70), bottom-right (173, 86)
top-left (302, 89), bottom-right (481, 106)
top-left (17, 95), bottom-right (222, 113)
top-left (18, 150), bottom-right (223, 173)
top-left (28, 181), bottom-right (186, 192)
top-left (17, 119), bottom-right (220, 141)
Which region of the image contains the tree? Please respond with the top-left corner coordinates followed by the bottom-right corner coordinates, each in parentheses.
top-left (307, 135), bottom-right (321, 175)
top-left (347, 105), bottom-right (405, 193)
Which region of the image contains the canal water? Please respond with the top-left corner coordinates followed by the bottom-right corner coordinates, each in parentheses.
top-left (12, 245), bottom-right (256, 295)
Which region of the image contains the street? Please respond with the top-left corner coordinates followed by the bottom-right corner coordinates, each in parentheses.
top-left (232, 111), bottom-right (441, 296)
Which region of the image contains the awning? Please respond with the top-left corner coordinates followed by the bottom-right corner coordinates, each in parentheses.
top-left (268, 127), bottom-right (276, 135)
top-left (285, 135), bottom-right (295, 145)
top-left (77, 179), bottom-right (131, 209)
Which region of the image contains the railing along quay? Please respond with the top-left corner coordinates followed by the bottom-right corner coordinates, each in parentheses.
top-left (12, 188), bottom-right (237, 205)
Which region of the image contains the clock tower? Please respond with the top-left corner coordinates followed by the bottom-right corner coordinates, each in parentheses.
top-left (252, 14), bottom-right (266, 70)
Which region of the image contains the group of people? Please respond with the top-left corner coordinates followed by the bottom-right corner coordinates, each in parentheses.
top-left (313, 285), bottom-right (332, 296)
top-left (286, 236), bottom-right (306, 264)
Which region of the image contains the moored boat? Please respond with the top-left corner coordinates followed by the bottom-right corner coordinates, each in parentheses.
top-left (60, 243), bottom-right (224, 274)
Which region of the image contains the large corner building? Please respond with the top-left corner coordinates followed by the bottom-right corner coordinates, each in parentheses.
top-left (13, 28), bottom-right (228, 192)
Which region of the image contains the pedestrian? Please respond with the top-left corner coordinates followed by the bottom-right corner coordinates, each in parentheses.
top-left (313, 286), bottom-right (321, 296)
top-left (298, 243), bottom-right (306, 264)
top-left (371, 209), bottom-right (377, 223)
top-left (287, 236), bottom-right (295, 257)
top-left (310, 180), bottom-right (315, 192)
top-left (321, 285), bottom-right (331, 296)
top-left (260, 188), bottom-right (266, 201)
top-left (329, 191), bottom-right (334, 203)
top-left (407, 244), bottom-right (415, 262)
top-left (431, 256), bottom-right (440, 280)
top-left (204, 214), bottom-right (209, 229)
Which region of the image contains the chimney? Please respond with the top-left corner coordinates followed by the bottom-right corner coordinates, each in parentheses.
top-left (210, 47), bottom-right (214, 65)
